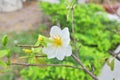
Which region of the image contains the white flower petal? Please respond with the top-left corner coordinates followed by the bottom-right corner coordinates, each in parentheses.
top-left (50, 26), bottom-right (62, 37)
top-left (62, 27), bottom-right (70, 46)
top-left (42, 46), bottom-right (57, 59)
top-left (47, 49), bottom-right (57, 59)
top-left (65, 45), bottom-right (72, 56)
top-left (56, 47), bottom-right (65, 60)
top-left (62, 27), bottom-right (70, 39)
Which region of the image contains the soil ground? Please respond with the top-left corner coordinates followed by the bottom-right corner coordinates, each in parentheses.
top-left (0, 1), bottom-right (49, 33)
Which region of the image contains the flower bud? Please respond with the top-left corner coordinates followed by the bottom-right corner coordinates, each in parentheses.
top-left (23, 49), bottom-right (32, 54)
top-left (38, 35), bottom-right (44, 42)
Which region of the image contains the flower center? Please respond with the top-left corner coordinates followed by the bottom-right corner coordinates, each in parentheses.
top-left (52, 35), bottom-right (62, 47)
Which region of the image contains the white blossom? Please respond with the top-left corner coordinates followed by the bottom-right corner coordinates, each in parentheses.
top-left (42, 26), bottom-right (72, 60)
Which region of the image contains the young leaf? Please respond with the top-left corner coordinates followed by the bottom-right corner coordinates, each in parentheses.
top-left (2, 35), bottom-right (8, 46)
top-left (106, 58), bottom-right (115, 71)
top-left (0, 60), bottom-right (7, 68)
top-left (0, 50), bottom-right (9, 58)
top-left (110, 59), bottom-right (115, 71)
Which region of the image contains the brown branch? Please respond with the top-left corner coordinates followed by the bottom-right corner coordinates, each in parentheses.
top-left (10, 63), bottom-right (81, 70)
top-left (72, 54), bottom-right (98, 80)
top-left (19, 55), bottom-right (47, 59)
top-left (109, 51), bottom-right (120, 61)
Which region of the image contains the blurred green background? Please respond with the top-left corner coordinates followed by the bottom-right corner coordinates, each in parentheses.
top-left (0, 0), bottom-right (120, 80)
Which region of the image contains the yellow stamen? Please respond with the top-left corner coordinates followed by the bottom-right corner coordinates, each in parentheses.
top-left (52, 35), bottom-right (62, 47)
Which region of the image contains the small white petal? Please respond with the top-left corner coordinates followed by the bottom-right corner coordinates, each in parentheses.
top-left (50, 26), bottom-right (62, 37)
top-left (42, 46), bottom-right (56, 59)
top-left (47, 49), bottom-right (57, 59)
top-left (65, 45), bottom-right (72, 56)
top-left (62, 27), bottom-right (70, 39)
top-left (56, 47), bottom-right (65, 60)
top-left (56, 55), bottom-right (65, 60)
top-left (42, 43), bottom-right (52, 55)
top-left (62, 27), bottom-right (70, 46)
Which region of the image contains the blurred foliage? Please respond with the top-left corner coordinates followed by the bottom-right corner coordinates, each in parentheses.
top-left (20, 62), bottom-right (88, 80)
top-left (0, 29), bottom-right (46, 80)
top-left (0, 35), bottom-right (10, 68)
top-left (19, 1), bottom-right (120, 80)
top-left (32, 2), bottom-right (120, 80)
top-left (2, 1), bottom-right (120, 80)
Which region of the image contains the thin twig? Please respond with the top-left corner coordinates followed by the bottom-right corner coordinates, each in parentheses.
top-left (10, 63), bottom-right (81, 70)
top-left (19, 55), bottom-right (47, 59)
top-left (71, 5), bottom-right (79, 57)
top-left (72, 54), bottom-right (98, 80)
top-left (35, 55), bottom-right (47, 58)
top-left (16, 44), bottom-right (42, 48)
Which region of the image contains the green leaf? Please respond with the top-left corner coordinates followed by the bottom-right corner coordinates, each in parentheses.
top-left (2, 35), bottom-right (8, 46)
top-left (105, 58), bottom-right (109, 65)
top-left (0, 60), bottom-right (7, 68)
top-left (110, 59), bottom-right (115, 71)
top-left (0, 50), bottom-right (9, 58)
top-left (106, 58), bottom-right (115, 71)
